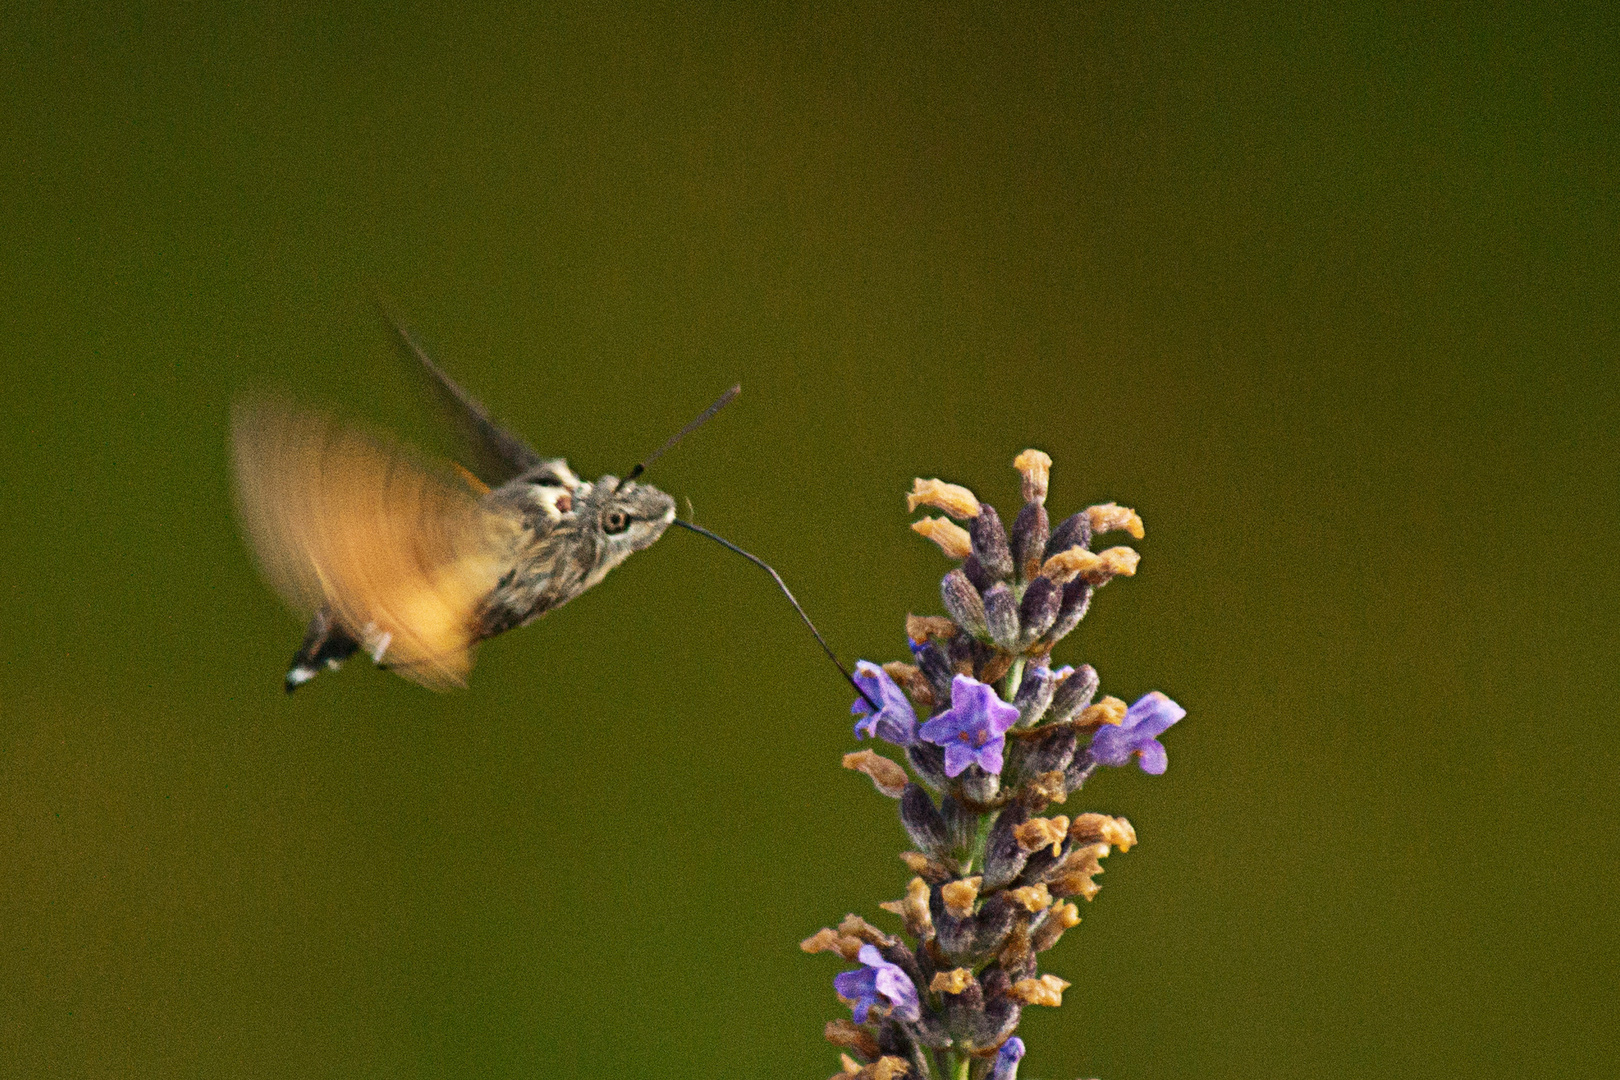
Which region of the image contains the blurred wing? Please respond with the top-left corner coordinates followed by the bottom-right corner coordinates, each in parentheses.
top-left (378, 307), bottom-right (544, 486)
top-left (231, 400), bottom-right (520, 690)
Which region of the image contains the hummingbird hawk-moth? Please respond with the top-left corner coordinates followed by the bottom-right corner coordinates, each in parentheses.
top-left (231, 316), bottom-right (728, 692)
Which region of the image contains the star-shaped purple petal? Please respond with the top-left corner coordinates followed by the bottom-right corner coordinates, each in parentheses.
top-left (833, 943), bottom-right (921, 1023)
top-left (1087, 691), bottom-right (1186, 774)
top-left (917, 675), bottom-right (1021, 777)
top-left (851, 661), bottom-right (918, 747)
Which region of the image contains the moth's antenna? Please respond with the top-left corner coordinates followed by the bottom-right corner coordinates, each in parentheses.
top-left (672, 518), bottom-right (881, 711)
top-left (626, 384), bottom-right (740, 481)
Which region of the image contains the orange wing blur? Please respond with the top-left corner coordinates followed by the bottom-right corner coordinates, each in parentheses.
top-left (231, 400), bottom-right (520, 690)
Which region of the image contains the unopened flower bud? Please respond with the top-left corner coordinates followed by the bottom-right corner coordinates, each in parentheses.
top-left (980, 803), bottom-right (1030, 890)
top-left (1010, 503), bottom-right (1049, 581)
top-left (972, 893), bottom-right (1020, 957)
top-left (1018, 726), bottom-right (1077, 779)
top-left (1046, 664), bottom-right (1099, 724)
top-left (955, 765), bottom-right (1000, 805)
top-left (1043, 511), bottom-right (1091, 560)
top-left (983, 583), bottom-right (1020, 651)
top-left (911, 516), bottom-right (973, 559)
top-left (989, 1035), bottom-right (1027, 1080)
top-left (1077, 695), bottom-right (1127, 730)
top-left (1031, 902), bottom-right (1081, 953)
top-left (960, 553), bottom-right (993, 593)
top-left (907, 478), bottom-right (981, 520)
top-left (941, 876), bottom-right (982, 919)
top-left (1042, 579), bottom-right (1092, 642)
top-left (911, 641), bottom-right (954, 704)
top-left (969, 505), bottom-right (1014, 581)
top-left (900, 784), bottom-right (951, 856)
top-left (1069, 813), bottom-right (1136, 852)
top-left (1008, 973), bottom-right (1070, 1007)
top-left (906, 741), bottom-right (949, 791)
top-left (939, 793), bottom-right (979, 854)
top-left (940, 569), bottom-right (989, 639)
top-left (1012, 664), bottom-right (1060, 727)
top-left (1086, 502), bottom-right (1145, 539)
top-left (1017, 576), bottom-right (1060, 643)
top-left (1013, 449), bottom-right (1052, 506)
top-left (1014, 817), bottom-right (1070, 857)
top-left (843, 750), bottom-right (910, 798)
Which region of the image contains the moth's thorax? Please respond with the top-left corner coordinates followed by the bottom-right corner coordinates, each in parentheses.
top-left (476, 467), bottom-right (676, 635)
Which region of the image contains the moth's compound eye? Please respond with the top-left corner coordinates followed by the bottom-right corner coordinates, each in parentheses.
top-left (604, 509), bottom-right (631, 534)
top-left (534, 476), bottom-right (564, 487)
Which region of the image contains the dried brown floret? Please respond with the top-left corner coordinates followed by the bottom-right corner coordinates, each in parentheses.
top-left (1076, 696), bottom-right (1128, 730)
top-left (882, 661), bottom-right (935, 711)
top-left (1039, 546), bottom-right (1141, 586)
top-left (911, 516), bottom-right (974, 559)
top-left (837, 914), bottom-right (897, 947)
top-left (930, 967), bottom-right (976, 995)
top-left (842, 750), bottom-right (909, 798)
top-left (1013, 449), bottom-right (1052, 506)
top-left (977, 652), bottom-right (1015, 685)
top-left (898, 851), bottom-right (953, 883)
top-left (1014, 816), bottom-right (1071, 857)
top-left (906, 478), bottom-right (982, 520)
top-left (1008, 973), bottom-right (1071, 1007)
top-left (905, 614), bottom-right (959, 644)
top-left (1086, 502), bottom-right (1145, 539)
top-left (1006, 883), bottom-right (1053, 912)
top-left (1024, 770), bottom-right (1069, 806)
top-left (1068, 813), bottom-right (1137, 852)
top-left (1032, 901), bottom-right (1081, 952)
top-left (825, 1019), bottom-right (881, 1060)
top-left (1046, 842), bottom-right (1110, 901)
top-left (801, 927), bottom-right (864, 960)
top-left (941, 876), bottom-right (983, 919)
top-left (878, 876), bottom-right (935, 942)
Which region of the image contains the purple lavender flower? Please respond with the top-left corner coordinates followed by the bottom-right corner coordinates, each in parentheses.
top-left (1087, 691), bottom-right (1186, 774)
top-left (918, 675), bottom-right (1021, 777)
top-left (833, 943), bottom-right (921, 1023)
top-left (851, 661), bottom-right (918, 746)
top-left (990, 1036), bottom-right (1026, 1080)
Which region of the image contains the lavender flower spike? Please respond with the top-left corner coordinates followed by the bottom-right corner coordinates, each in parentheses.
top-left (918, 674), bottom-right (1021, 777)
top-left (1087, 691), bottom-right (1186, 774)
top-left (990, 1036), bottom-right (1026, 1080)
top-left (851, 661), bottom-right (918, 746)
top-left (833, 943), bottom-right (921, 1023)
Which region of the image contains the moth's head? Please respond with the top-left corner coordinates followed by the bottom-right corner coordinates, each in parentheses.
top-left (581, 475), bottom-right (677, 557)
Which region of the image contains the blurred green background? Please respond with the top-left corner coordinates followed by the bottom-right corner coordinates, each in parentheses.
top-left (2, 4), bottom-right (1614, 1077)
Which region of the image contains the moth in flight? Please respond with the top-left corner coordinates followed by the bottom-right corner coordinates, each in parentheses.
top-left (231, 315), bottom-right (732, 692)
